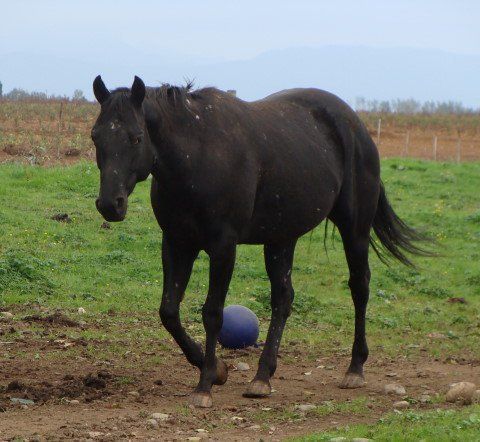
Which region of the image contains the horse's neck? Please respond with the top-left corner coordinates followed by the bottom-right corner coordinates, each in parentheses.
top-left (144, 95), bottom-right (199, 182)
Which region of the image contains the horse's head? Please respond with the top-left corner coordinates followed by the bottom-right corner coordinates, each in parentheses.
top-left (91, 75), bottom-right (154, 222)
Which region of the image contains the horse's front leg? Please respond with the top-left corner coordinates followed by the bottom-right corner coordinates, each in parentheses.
top-left (159, 234), bottom-right (206, 369)
top-left (191, 234), bottom-right (236, 408)
top-left (244, 240), bottom-right (296, 397)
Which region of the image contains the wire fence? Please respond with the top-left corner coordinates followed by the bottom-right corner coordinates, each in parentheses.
top-left (370, 118), bottom-right (480, 162)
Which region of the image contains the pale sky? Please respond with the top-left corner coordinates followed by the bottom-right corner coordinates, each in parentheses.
top-left (1, 1), bottom-right (479, 105)
top-left (1, 0), bottom-right (479, 60)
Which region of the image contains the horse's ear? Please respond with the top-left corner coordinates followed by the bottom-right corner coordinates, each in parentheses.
top-left (93, 75), bottom-right (110, 104)
top-left (131, 76), bottom-right (145, 107)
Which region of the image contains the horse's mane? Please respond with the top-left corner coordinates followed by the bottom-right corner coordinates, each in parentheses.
top-left (108, 82), bottom-right (235, 130)
top-left (150, 80), bottom-right (196, 105)
top-left (109, 81), bottom-right (209, 117)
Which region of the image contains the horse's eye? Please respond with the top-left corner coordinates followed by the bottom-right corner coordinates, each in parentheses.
top-left (131, 135), bottom-right (142, 145)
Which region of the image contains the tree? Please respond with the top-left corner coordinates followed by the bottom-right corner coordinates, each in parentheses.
top-left (355, 96), bottom-right (367, 111)
top-left (0, 81), bottom-right (2, 97)
top-left (72, 89), bottom-right (86, 102)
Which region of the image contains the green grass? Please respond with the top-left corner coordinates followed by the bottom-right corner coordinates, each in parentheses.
top-left (1, 158), bottom-right (479, 439)
top-left (1, 159), bottom-right (480, 359)
top-left (295, 406), bottom-right (480, 441)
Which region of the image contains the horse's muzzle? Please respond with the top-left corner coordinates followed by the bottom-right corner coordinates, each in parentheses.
top-left (95, 196), bottom-right (127, 222)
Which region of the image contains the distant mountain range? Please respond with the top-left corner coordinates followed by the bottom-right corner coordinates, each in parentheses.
top-left (1, 45), bottom-right (479, 107)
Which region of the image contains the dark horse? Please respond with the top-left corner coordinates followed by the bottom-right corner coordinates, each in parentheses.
top-left (91, 75), bottom-right (426, 408)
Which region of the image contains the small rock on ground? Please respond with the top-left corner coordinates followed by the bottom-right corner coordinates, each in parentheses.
top-left (128, 390), bottom-right (140, 397)
top-left (151, 412), bottom-right (169, 421)
top-left (474, 390), bottom-right (480, 403)
top-left (393, 400), bottom-right (410, 409)
top-left (384, 383), bottom-right (406, 396)
top-left (146, 419), bottom-right (159, 429)
top-left (0, 312), bottom-right (14, 319)
top-left (446, 382), bottom-right (476, 405)
top-left (419, 394), bottom-right (431, 403)
top-left (236, 362), bottom-right (250, 371)
top-left (10, 398), bottom-right (34, 405)
top-left (295, 404), bottom-right (316, 412)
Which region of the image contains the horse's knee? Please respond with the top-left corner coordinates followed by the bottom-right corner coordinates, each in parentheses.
top-left (201, 303), bottom-right (223, 332)
top-left (159, 303), bottom-right (179, 330)
top-left (272, 284), bottom-right (294, 319)
top-left (348, 268), bottom-right (370, 293)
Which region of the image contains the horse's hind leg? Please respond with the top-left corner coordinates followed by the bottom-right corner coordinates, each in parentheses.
top-left (337, 229), bottom-right (371, 388)
top-left (244, 239), bottom-right (296, 398)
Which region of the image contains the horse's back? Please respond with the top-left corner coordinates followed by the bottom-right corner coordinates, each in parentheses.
top-left (237, 88), bottom-right (380, 243)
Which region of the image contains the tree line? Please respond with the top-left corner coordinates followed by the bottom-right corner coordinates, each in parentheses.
top-left (355, 96), bottom-right (479, 115)
top-left (0, 82), bottom-right (87, 102)
top-left (0, 81), bottom-right (477, 114)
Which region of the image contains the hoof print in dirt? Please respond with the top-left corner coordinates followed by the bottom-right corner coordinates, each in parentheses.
top-left (51, 213), bottom-right (72, 223)
top-left (97, 370), bottom-right (113, 380)
top-left (64, 148), bottom-right (80, 157)
top-left (23, 312), bottom-right (80, 328)
top-left (83, 374), bottom-right (107, 389)
top-left (6, 380), bottom-right (26, 392)
top-left (447, 297), bottom-right (467, 304)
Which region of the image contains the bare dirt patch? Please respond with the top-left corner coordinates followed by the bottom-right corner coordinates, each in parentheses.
top-left (1, 314), bottom-right (479, 441)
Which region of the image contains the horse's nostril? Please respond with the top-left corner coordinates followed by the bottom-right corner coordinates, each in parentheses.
top-left (116, 197), bottom-right (125, 210)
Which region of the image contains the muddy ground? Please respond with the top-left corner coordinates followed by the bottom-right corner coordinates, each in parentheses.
top-left (1, 309), bottom-right (479, 441)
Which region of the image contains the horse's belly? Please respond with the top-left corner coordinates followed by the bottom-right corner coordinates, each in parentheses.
top-left (240, 175), bottom-right (340, 244)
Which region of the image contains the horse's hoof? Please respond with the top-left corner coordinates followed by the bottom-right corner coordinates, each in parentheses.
top-left (213, 358), bottom-right (228, 386)
top-left (191, 391), bottom-right (213, 408)
top-left (243, 379), bottom-right (272, 398)
top-left (339, 372), bottom-right (365, 389)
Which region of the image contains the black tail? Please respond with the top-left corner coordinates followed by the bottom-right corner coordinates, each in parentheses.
top-left (370, 183), bottom-right (432, 267)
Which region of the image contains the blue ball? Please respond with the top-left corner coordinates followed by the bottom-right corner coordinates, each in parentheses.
top-left (218, 305), bottom-right (259, 349)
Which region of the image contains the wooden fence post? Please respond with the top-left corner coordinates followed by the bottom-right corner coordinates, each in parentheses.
top-left (404, 131), bottom-right (410, 157)
top-left (58, 101), bottom-right (64, 159)
top-left (456, 138), bottom-right (462, 163)
top-left (376, 118), bottom-right (382, 146)
top-left (58, 101), bottom-right (64, 132)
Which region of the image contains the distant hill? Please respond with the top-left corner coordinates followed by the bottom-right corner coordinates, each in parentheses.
top-left (1, 46), bottom-right (479, 106)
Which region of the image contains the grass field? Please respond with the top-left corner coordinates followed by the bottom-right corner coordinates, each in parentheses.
top-left (296, 405), bottom-right (480, 441)
top-left (1, 158), bottom-right (480, 440)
